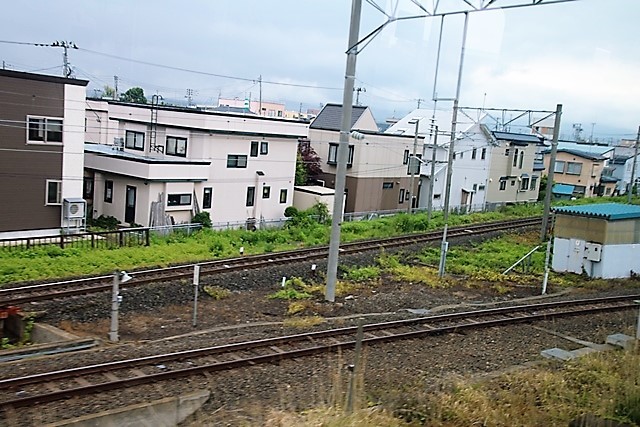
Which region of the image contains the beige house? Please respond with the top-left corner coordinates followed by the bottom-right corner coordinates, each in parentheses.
top-left (84, 99), bottom-right (308, 228)
top-left (309, 104), bottom-right (425, 213)
top-left (542, 148), bottom-right (616, 197)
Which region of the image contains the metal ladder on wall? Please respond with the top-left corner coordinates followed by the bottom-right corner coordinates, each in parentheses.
top-left (149, 94), bottom-right (163, 153)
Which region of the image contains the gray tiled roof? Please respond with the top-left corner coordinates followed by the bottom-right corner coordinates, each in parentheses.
top-left (310, 103), bottom-right (369, 131)
top-left (492, 131), bottom-right (542, 145)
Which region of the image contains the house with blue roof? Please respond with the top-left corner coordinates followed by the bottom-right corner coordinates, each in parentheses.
top-left (552, 203), bottom-right (640, 278)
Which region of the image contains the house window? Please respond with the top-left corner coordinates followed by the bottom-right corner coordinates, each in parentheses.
top-left (521, 177), bottom-right (530, 190)
top-left (505, 148), bottom-right (510, 157)
top-left (513, 149), bottom-right (519, 167)
top-left (459, 151), bottom-right (464, 159)
top-left (433, 194), bottom-right (441, 200)
top-left (453, 152), bottom-right (456, 160)
top-left (530, 176), bottom-right (538, 191)
top-left (511, 180), bottom-right (516, 187)
top-left (403, 149), bottom-right (410, 165)
top-left (227, 154), bottom-right (248, 168)
top-left (28, 117), bottom-right (63, 144)
top-left (45, 180), bottom-right (62, 205)
top-left (499, 179), bottom-right (507, 191)
top-left (203, 187), bottom-right (212, 209)
top-left (554, 161), bottom-right (565, 174)
top-left (471, 148), bottom-right (477, 160)
top-left (260, 141), bottom-right (269, 155)
top-left (399, 189), bottom-right (405, 203)
top-left (250, 141), bottom-right (259, 157)
top-left (566, 162), bottom-right (583, 175)
top-left (279, 188), bottom-right (287, 204)
top-left (83, 178), bottom-right (94, 200)
top-left (104, 180), bottom-right (113, 203)
top-left (481, 148), bottom-right (486, 160)
top-left (606, 187), bottom-right (611, 195)
top-left (262, 186), bottom-right (271, 199)
top-left (327, 143), bottom-right (354, 166)
top-left (246, 187), bottom-right (255, 207)
top-left (478, 185), bottom-right (486, 191)
top-left (125, 130), bottom-right (145, 150)
top-left (166, 136), bottom-right (187, 157)
top-left (472, 184), bottom-right (478, 191)
top-left (519, 151), bottom-right (524, 169)
top-left (382, 182), bottom-right (394, 189)
top-left (167, 193), bottom-right (192, 206)
top-left (407, 154), bottom-right (422, 175)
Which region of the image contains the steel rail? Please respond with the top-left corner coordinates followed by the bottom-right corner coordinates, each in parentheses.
top-left (0, 293), bottom-right (636, 408)
top-left (0, 217), bottom-right (541, 306)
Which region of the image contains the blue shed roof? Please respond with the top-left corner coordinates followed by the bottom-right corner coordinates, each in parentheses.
top-left (552, 184), bottom-right (574, 195)
top-left (553, 203), bottom-right (640, 220)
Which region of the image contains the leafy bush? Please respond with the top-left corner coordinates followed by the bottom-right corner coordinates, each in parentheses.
top-left (269, 276), bottom-right (313, 300)
top-left (192, 211), bottom-right (212, 228)
top-left (89, 214), bottom-right (120, 230)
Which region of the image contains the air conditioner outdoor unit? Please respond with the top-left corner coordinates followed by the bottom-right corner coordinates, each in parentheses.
top-left (113, 137), bottom-right (124, 151)
top-left (63, 198), bottom-right (86, 219)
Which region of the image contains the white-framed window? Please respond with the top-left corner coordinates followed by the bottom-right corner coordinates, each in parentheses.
top-left (520, 177), bottom-right (530, 191)
top-left (566, 162), bottom-right (583, 175)
top-left (260, 141), bottom-right (269, 155)
top-left (403, 149), bottom-right (410, 165)
top-left (125, 130), bottom-right (145, 151)
top-left (250, 141), bottom-right (259, 157)
top-left (45, 179), bottom-right (62, 205)
top-left (203, 187), bottom-right (212, 209)
top-left (262, 186), bottom-right (271, 199)
top-left (167, 193), bottom-right (192, 206)
top-left (481, 148), bottom-right (486, 160)
top-left (399, 189), bottom-right (405, 203)
top-left (499, 179), bottom-right (507, 191)
top-left (279, 188), bottom-right (287, 204)
top-left (554, 161), bottom-right (565, 174)
top-left (382, 182), bottom-right (394, 189)
top-left (166, 136), bottom-right (187, 157)
top-left (472, 148), bottom-right (477, 159)
top-left (227, 154), bottom-right (248, 168)
top-left (530, 176), bottom-right (538, 191)
top-left (28, 116), bottom-right (63, 144)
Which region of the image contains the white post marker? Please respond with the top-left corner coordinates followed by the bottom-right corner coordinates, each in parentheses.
top-left (193, 264), bottom-right (200, 327)
top-left (239, 246), bottom-right (244, 255)
top-left (542, 240), bottom-right (552, 295)
top-left (281, 276), bottom-right (287, 288)
top-left (109, 270), bottom-right (120, 342)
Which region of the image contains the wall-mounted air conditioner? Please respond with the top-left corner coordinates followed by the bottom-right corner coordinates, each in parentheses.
top-left (113, 137), bottom-right (124, 151)
top-left (63, 198), bottom-right (86, 219)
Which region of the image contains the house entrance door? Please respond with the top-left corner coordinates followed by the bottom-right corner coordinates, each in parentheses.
top-left (125, 186), bottom-right (137, 224)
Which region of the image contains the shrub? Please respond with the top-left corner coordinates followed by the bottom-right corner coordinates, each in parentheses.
top-left (192, 212), bottom-right (212, 228)
top-left (89, 214), bottom-right (120, 230)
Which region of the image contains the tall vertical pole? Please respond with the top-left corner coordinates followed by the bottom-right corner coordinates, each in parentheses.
top-left (326, 0), bottom-right (362, 302)
top-left (627, 126), bottom-right (640, 204)
top-left (439, 12), bottom-right (469, 277)
top-left (427, 126), bottom-right (438, 222)
top-left (407, 119), bottom-right (420, 213)
top-left (114, 76), bottom-right (119, 100)
top-left (62, 43), bottom-right (69, 77)
top-left (109, 271), bottom-right (120, 342)
top-left (258, 75), bottom-right (263, 116)
top-left (541, 104), bottom-right (563, 240)
top-left (192, 265), bottom-right (200, 327)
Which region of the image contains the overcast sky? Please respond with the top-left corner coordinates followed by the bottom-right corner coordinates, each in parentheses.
top-left (2, 0), bottom-right (639, 140)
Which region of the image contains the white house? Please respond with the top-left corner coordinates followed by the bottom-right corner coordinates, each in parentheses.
top-left (84, 100), bottom-right (308, 228)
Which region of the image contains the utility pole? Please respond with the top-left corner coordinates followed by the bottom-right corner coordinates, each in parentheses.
top-left (50, 40), bottom-right (77, 77)
top-left (354, 87), bottom-right (366, 106)
top-left (438, 12), bottom-right (469, 278)
top-left (186, 88), bottom-right (194, 106)
top-left (114, 75), bottom-right (119, 100)
top-left (407, 118), bottom-right (420, 213)
top-left (628, 125), bottom-right (640, 204)
top-left (541, 104), bottom-right (563, 241)
top-left (427, 125), bottom-right (438, 222)
top-left (258, 75), bottom-right (262, 116)
top-left (416, 98), bottom-right (424, 109)
top-left (326, 0), bottom-right (362, 303)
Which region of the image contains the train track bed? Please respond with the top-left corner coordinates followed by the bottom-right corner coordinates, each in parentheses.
top-left (1, 284), bottom-right (639, 425)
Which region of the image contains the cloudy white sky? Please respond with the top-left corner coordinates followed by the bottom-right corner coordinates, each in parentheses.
top-left (2, 0), bottom-right (639, 140)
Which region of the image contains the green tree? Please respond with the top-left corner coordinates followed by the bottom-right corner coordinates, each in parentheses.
top-left (120, 87), bottom-right (147, 104)
top-left (103, 85), bottom-right (116, 99)
top-left (295, 153), bottom-right (307, 185)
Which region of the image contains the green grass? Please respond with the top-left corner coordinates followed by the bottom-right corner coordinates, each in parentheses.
top-left (1, 197), bottom-right (636, 285)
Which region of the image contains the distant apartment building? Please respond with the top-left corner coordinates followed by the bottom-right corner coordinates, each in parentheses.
top-left (217, 97), bottom-right (285, 118)
top-left (0, 70), bottom-right (88, 238)
top-left (84, 100), bottom-right (308, 228)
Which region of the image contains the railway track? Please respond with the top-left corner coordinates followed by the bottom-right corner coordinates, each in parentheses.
top-left (0, 217), bottom-right (541, 306)
top-left (0, 293), bottom-right (636, 408)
